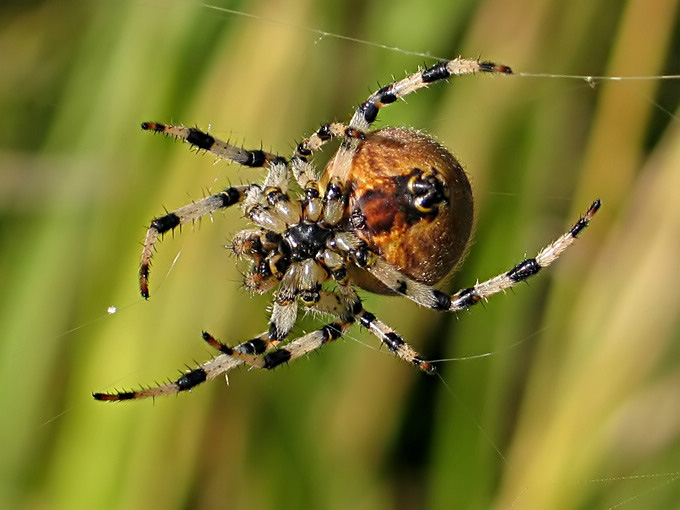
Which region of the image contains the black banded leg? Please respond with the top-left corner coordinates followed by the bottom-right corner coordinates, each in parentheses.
top-left (92, 329), bottom-right (289, 401)
top-left (205, 318), bottom-right (352, 371)
top-left (349, 58), bottom-right (512, 133)
top-left (224, 288), bottom-right (360, 371)
top-left (259, 294), bottom-right (435, 373)
top-left (314, 287), bottom-right (434, 373)
top-left (294, 122), bottom-right (347, 160)
top-left (291, 122), bottom-right (347, 188)
top-left (139, 185), bottom-right (251, 298)
top-left (261, 319), bottom-right (353, 370)
top-left (355, 308), bottom-right (435, 374)
top-left (200, 278), bottom-right (301, 370)
top-left (199, 287), bottom-right (355, 372)
top-left (291, 123), bottom-right (347, 224)
top-left (203, 301), bottom-right (300, 371)
top-left (447, 200), bottom-right (601, 310)
top-left (202, 331), bottom-right (280, 368)
top-left (353, 200), bottom-right (600, 312)
top-left (92, 350), bottom-right (244, 401)
top-left (327, 58), bottom-right (512, 183)
top-left (141, 122), bottom-right (280, 167)
top-left (209, 319), bottom-right (350, 371)
top-left (91, 365), bottom-right (210, 401)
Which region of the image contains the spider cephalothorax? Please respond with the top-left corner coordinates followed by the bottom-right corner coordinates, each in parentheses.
top-left (94, 57), bottom-right (599, 401)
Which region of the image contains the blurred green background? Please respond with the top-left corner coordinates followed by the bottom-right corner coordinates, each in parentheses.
top-left (1, 0), bottom-right (679, 508)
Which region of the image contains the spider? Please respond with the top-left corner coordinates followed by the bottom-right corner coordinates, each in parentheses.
top-left (94, 57), bottom-right (600, 401)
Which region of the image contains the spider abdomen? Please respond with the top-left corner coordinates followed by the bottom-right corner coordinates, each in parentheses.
top-left (344, 127), bottom-right (473, 294)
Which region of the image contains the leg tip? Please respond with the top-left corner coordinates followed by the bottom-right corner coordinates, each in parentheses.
top-left (415, 359), bottom-right (437, 374)
top-left (479, 62), bottom-right (513, 74)
top-left (93, 391), bottom-right (136, 401)
top-left (588, 199), bottom-right (602, 217)
top-left (141, 122), bottom-right (165, 132)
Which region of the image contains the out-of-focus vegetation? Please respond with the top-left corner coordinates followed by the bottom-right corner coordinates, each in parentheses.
top-left (1, 0), bottom-right (679, 508)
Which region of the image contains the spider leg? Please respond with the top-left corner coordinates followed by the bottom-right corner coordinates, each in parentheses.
top-left (255, 286), bottom-right (436, 373)
top-left (327, 57), bottom-right (512, 183)
top-left (239, 283), bottom-right (435, 373)
top-left (88, 325), bottom-right (364, 401)
top-left (199, 285), bottom-right (358, 371)
top-left (250, 288), bottom-right (359, 370)
top-left (287, 122), bottom-right (349, 225)
top-left (291, 122), bottom-right (347, 187)
top-left (351, 200), bottom-right (601, 312)
top-left (201, 314), bottom-right (354, 372)
top-left (94, 319), bottom-right (313, 401)
top-left (259, 320), bottom-right (353, 369)
top-left (91, 348), bottom-right (242, 401)
top-left (349, 58), bottom-right (511, 133)
top-left (141, 122), bottom-right (280, 167)
top-left (93, 288), bottom-right (355, 401)
top-left (139, 123), bottom-right (293, 298)
top-left (139, 185), bottom-right (252, 298)
top-left (200, 264), bottom-right (305, 368)
top-left (294, 122), bottom-right (348, 160)
top-left (92, 280), bottom-right (436, 402)
top-left (139, 137), bottom-right (296, 298)
top-left (354, 306), bottom-right (435, 373)
top-left (333, 284), bottom-right (435, 373)
top-left (201, 289), bottom-right (350, 369)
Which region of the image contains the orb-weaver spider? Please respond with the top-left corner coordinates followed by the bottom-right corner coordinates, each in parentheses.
top-left (94, 57), bottom-right (599, 401)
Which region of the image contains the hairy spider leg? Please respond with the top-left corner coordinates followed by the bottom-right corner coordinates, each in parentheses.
top-left (92, 339), bottom-right (245, 401)
top-left (139, 185), bottom-right (253, 299)
top-left (93, 276), bottom-right (438, 401)
top-left (138, 123), bottom-right (287, 298)
top-left (141, 122), bottom-right (281, 167)
top-left (207, 285), bottom-right (435, 373)
top-left (244, 292), bottom-right (437, 373)
top-left (92, 291), bottom-right (355, 400)
top-left (327, 57), bottom-right (513, 183)
top-left (291, 122), bottom-right (347, 187)
top-left (202, 289), bottom-right (357, 369)
top-left (351, 200), bottom-right (601, 321)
